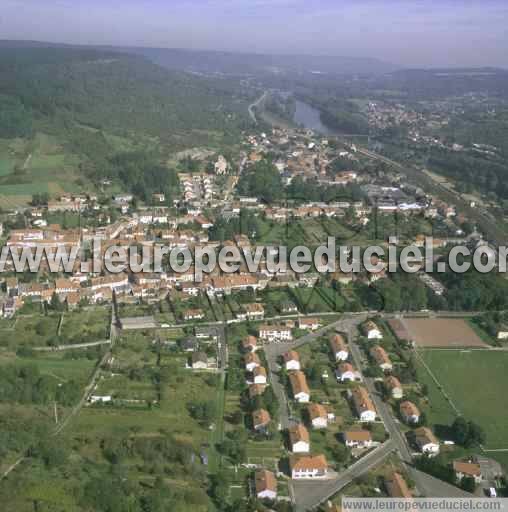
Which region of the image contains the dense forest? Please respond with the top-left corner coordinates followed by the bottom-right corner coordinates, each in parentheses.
top-left (0, 46), bottom-right (251, 199)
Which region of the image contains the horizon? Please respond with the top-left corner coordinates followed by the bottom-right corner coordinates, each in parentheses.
top-left (1, 0), bottom-right (507, 68)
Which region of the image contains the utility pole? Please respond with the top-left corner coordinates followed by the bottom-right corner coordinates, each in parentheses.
top-left (53, 401), bottom-right (59, 424)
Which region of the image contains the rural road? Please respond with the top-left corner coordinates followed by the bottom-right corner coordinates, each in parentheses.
top-left (248, 90), bottom-right (268, 124)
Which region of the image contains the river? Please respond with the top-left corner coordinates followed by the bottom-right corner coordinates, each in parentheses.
top-left (293, 99), bottom-right (338, 135)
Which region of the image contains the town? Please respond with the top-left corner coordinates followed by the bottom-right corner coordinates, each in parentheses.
top-left (2, 120), bottom-right (508, 511)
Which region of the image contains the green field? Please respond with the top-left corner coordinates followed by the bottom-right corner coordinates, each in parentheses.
top-left (418, 350), bottom-right (508, 449)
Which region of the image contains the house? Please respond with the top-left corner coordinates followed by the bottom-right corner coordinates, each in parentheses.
top-left (298, 317), bottom-right (321, 331)
top-left (252, 409), bottom-right (271, 432)
top-left (180, 337), bottom-right (199, 352)
top-left (183, 309), bottom-right (205, 321)
top-left (336, 362), bottom-right (360, 382)
top-left (384, 376), bottom-right (403, 399)
top-left (2, 298), bottom-right (16, 319)
top-left (258, 324), bottom-right (293, 342)
top-left (289, 371), bottom-right (310, 403)
top-left (453, 461), bottom-right (482, 484)
top-left (400, 401), bottom-right (421, 424)
top-left (414, 427), bottom-right (440, 455)
top-left (350, 386), bottom-right (376, 422)
top-left (191, 352), bottom-right (208, 370)
top-left (255, 469), bottom-right (277, 500)
top-left (242, 335), bottom-right (258, 352)
top-left (344, 429), bottom-right (373, 449)
top-left (289, 424), bottom-right (310, 453)
top-left (329, 334), bottom-right (348, 361)
top-left (244, 352), bottom-right (261, 372)
top-left (280, 301), bottom-right (298, 314)
top-left (289, 454), bottom-right (328, 479)
top-left (283, 350), bottom-right (301, 371)
top-left (385, 472), bottom-right (412, 498)
top-left (249, 384), bottom-right (266, 399)
top-left (370, 345), bottom-right (393, 372)
top-left (244, 303), bottom-right (265, 320)
top-left (307, 403), bottom-right (332, 429)
top-left (496, 326), bottom-right (508, 340)
top-left (253, 366), bottom-right (268, 385)
top-left (362, 320), bottom-right (383, 339)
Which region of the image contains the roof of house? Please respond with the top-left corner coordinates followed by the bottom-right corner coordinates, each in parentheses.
top-left (283, 350), bottom-right (300, 362)
top-left (385, 472), bottom-right (412, 498)
top-left (289, 371), bottom-right (310, 396)
top-left (344, 429), bottom-right (372, 442)
top-left (244, 352), bottom-right (261, 366)
top-left (192, 351), bottom-right (207, 364)
top-left (252, 408), bottom-right (271, 427)
top-left (384, 375), bottom-right (402, 390)
top-left (370, 345), bottom-right (392, 366)
top-left (400, 400), bottom-right (421, 418)
top-left (253, 366), bottom-right (267, 378)
top-left (363, 320), bottom-right (380, 332)
top-left (242, 335), bottom-right (258, 349)
top-left (249, 384), bottom-right (266, 398)
top-left (299, 317), bottom-right (319, 326)
top-left (307, 403), bottom-right (327, 420)
top-left (289, 423), bottom-right (310, 445)
top-left (255, 469), bottom-right (277, 494)
top-left (414, 427), bottom-right (439, 446)
top-left (351, 386), bottom-right (376, 415)
top-left (329, 333), bottom-right (347, 353)
top-left (453, 461), bottom-right (481, 477)
top-left (289, 454), bottom-right (328, 472)
top-left (338, 362), bottom-right (355, 374)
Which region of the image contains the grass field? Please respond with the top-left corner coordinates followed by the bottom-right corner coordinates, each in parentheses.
top-left (417, 350), bottom-right (508, 449)
top-left (0, 133), bottom-right (90, 207)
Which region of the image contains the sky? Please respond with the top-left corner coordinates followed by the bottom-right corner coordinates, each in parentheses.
top-left (1, 0), bottom-right (507, 67)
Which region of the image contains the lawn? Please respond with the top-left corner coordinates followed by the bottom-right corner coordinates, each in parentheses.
top-left (417, 350), bottom-right (508, 449)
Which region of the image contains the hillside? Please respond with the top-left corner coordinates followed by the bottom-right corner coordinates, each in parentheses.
top-left (0, 45), bottom-right (251, 205)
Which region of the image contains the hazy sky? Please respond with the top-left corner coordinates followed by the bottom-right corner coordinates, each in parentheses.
top-left (1, 0), bottom-right (507, 67)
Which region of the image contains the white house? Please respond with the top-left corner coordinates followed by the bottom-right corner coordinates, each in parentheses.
top-left (283, 350), bottom-right (301, 371)
top-left (400, 401), bottom-right (421, 424)
top-left (289, 424), bottom-right (310, 453)
top-left (307, 403), bottom-right (331, 429)
top-left (350, 386), bottom-right (376, 422)
top-left (384, 376), bottom-right (404, 399)
top-left (414, 427), bottom-right (440, 456)
top-left (363, 320), bottom-right (383, 340)
top-left (259, 324), bottom-right (293, 342)
top-left (255, 469), bottom-right (277, 500)
top-left (253, 366), bottom-right (268, 385)
top-left (289, 371), bottom-right (310, 403)
top-left (344, 430), bottom-right (373, 449)
top-left (336, 362), bottom-right (360, 382)
top-left (329, 333), bottom-right (349, 361)
top-left (245, 352), bottom-right (261, 372)
top-left (289, 455), bottom-right (328, 479)
top-left (453, 461), bottom-right (482, 484)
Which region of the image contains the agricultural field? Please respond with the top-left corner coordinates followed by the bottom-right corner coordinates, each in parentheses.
top-left (0, 133), bottom-right (89, 208)
top-left (1, 314), bottom-right (61, 348)
top-left (59, 308), bottom-right (111, 344)
top-left (417, 350), bottom-right (508, 450)
top-left (397, 317), bottom-right (488, 348)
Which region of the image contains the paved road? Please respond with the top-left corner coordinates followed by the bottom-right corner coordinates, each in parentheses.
top-left (248, 90), bottom-right (268, 124)
top-left (292, 440), bottom-right (395, 512)
top-left (33, 340), bottom-right (111, 351)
